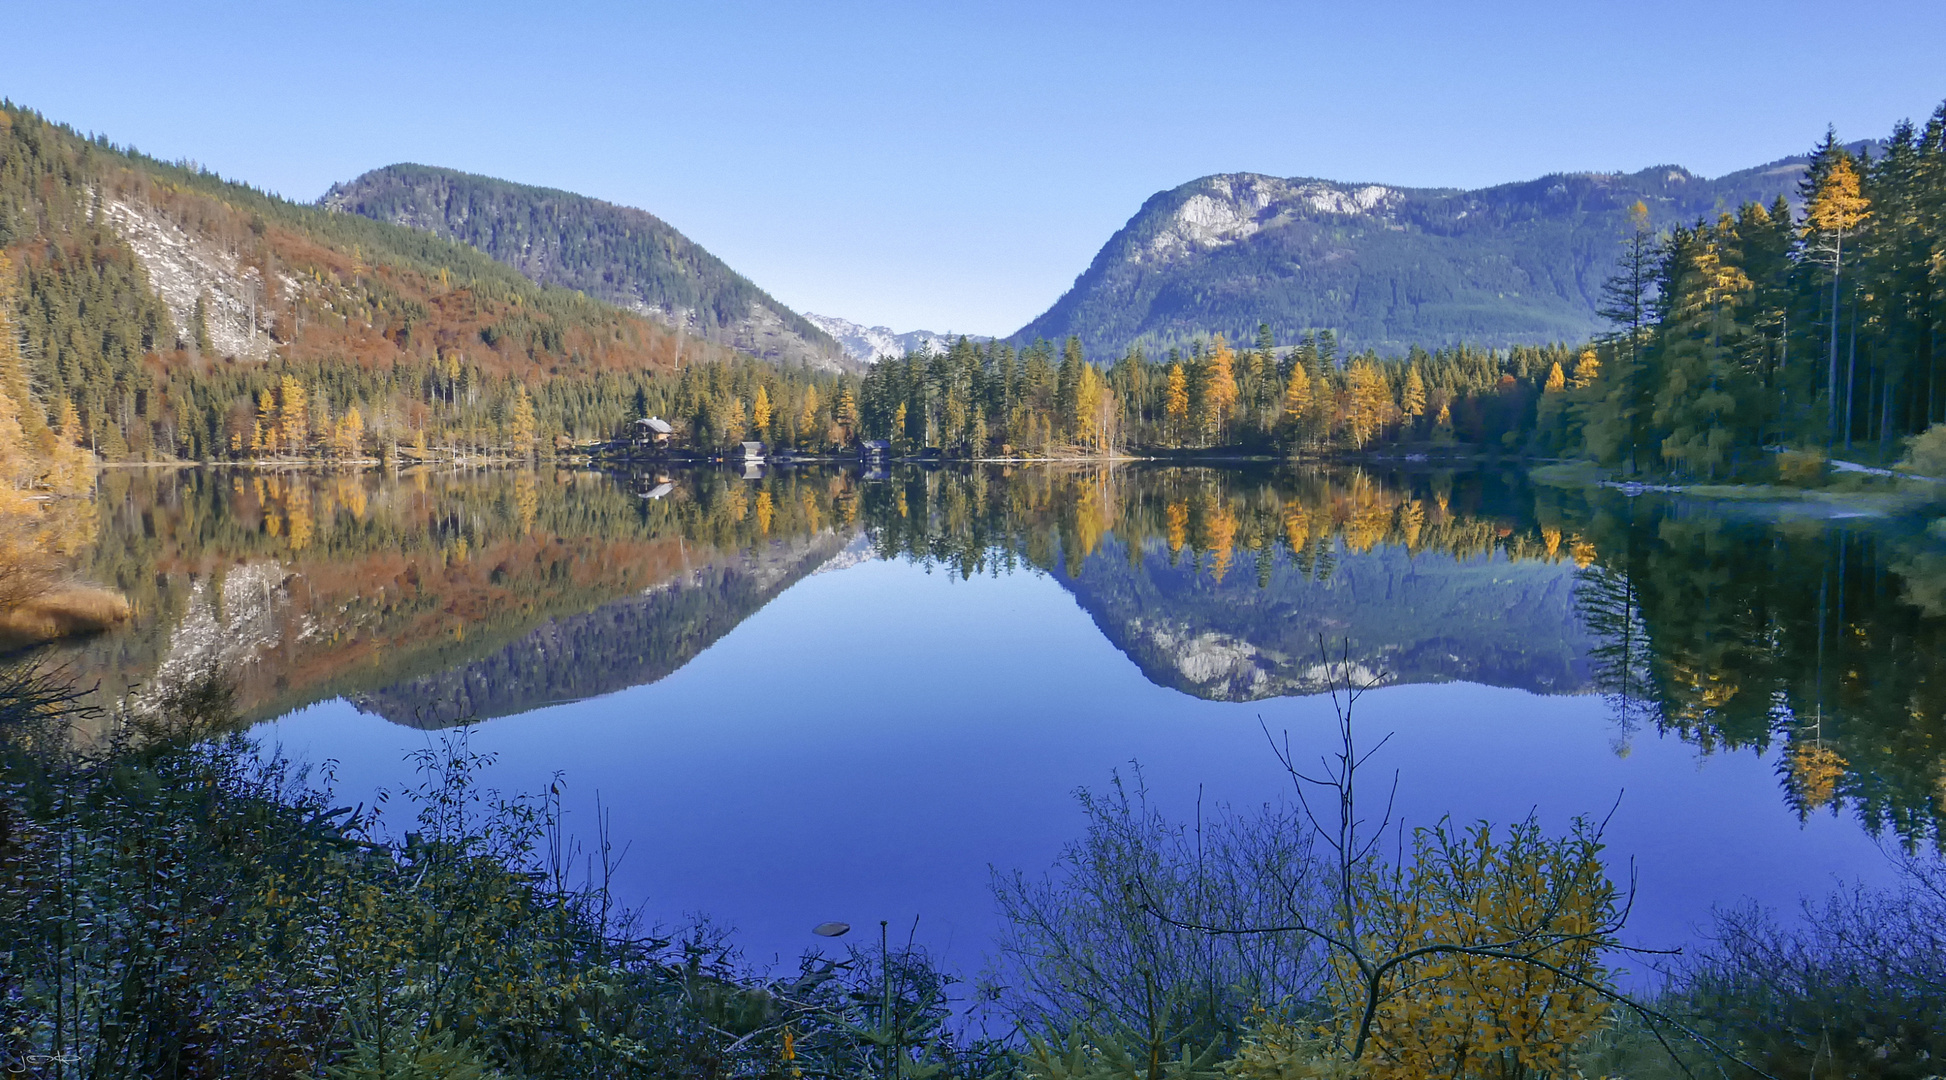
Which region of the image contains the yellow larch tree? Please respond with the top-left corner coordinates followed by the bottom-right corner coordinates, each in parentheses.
top-left (0, 380), bottom-right (33, 512)
top-left (834, 386), bottom-right (859, 443)
top-left (1164, 364), bottom-right (1190, 444)
top-left (507, 384), bottom-right (538, 457)
top-left (1203, 334), bottom-right (1239, 439)
top-left (1569, 348), bottom-right (1600, 390)
top-left (277, 376), bottom-right (309, 456)
top-left (1283, 364), bottom-right (1314, 437)
top-left (1543, 361), bottom-right (1567, 394)
top-left (39, 399), bottom-right (92, 495)
top-left (1344, 360), bottom-right (1390, 448)
top-left (1074, 364), bottom-right (1116, 451)
top-left (752, 383), bottom-right (772, 434)
top-left (797, 384), bottom-right (820, 443)
top-left (1400, 368), bottom-right (1426, 423)
top-left (254, 388), bottom-right (276, 452)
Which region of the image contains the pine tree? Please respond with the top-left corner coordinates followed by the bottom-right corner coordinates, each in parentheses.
top-left (191, 291), bottom-right (214, 355)
top-left (1591, 202), bottom-right (1660, 473)
top-left (1055, 337), bottom-right (1085, 441)
top-left (1316, 330), bottom-right (1338, 372)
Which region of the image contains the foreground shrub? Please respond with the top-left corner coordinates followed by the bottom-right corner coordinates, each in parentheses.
top-left (0, 669), bottom-right (999, 1080)
top-left (991, 770), bottom-right (1326, 1067)
top-left (1326, 817), bottom-right (1617, 1080)
top-left (1898, 423), bottom-right (1946, 479)
top-left (1674, 857), bottom-right (1946, 1079)
top-left (1777, 448), bottom-right (1829, 486)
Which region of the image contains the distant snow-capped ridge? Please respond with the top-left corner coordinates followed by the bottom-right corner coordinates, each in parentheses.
top-left (803, 313), bottom-right (990, 364)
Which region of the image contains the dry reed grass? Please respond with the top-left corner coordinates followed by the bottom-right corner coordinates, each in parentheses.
top-left (0, 584), bottom-right (131, 650)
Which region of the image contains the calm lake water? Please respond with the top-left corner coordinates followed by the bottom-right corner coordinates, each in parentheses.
top-left (35, 464), bottom-right (1946, 976)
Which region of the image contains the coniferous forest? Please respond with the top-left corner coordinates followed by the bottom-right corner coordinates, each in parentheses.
top-left (5, 99), bottom-right (1946, 476)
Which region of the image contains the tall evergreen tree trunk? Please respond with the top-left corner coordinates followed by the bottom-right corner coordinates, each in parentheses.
top-left (1844, 309), bottom-right (1858, 451)
top-left (1880, 371), bottom-right (1894, 463)
top-left (1828, 232), bottom-right (1843, 443)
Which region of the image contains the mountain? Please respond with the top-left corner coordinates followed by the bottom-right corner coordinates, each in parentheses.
top-left (1014, 150), bottom-right (1859, 358)
top-left (803, 313), bottom-right (989, 364)
top-left (322, 164), bottom-right (851, 371)
top-left (1, 103), bottom-right (753, 463)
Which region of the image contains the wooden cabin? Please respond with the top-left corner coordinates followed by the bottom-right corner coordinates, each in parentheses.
top-left (635, 416), bottom-right (674, 448)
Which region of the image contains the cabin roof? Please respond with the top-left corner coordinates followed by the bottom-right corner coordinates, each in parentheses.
top-left (636, 417), bottom-right (674, 434)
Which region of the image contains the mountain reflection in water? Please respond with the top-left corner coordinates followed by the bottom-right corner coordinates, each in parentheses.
top-left (32, 463), bottom-right (1946, 844)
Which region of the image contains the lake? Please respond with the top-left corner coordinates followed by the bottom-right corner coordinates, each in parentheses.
top-left (32, 463), bottom-right (1944, 979)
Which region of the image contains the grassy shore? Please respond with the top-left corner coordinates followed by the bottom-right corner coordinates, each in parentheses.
top-left (0, 585), bottom-right (131, 651)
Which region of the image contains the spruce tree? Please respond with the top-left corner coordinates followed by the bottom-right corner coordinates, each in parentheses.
top-left (1591, 203), bottom-right (1659, 473)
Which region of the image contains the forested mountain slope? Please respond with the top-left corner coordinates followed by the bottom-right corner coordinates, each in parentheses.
top-left (0, 103), bottom-right (772, 460)
top-left (323, 165), bottom-right (850, 372)
top-left (1016, 150), bottom-right (1860, 357)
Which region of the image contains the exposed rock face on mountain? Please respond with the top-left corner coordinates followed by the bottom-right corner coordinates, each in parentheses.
top-left (105, 200), bottom-right (284, 362)
top-left (322, 164), bottom-right (852, 371)
top-left (803, 313), bottom-right (990, 364)
top-left (1015, 153), bottom-right (1842, 357)
top-left (1055, 535), bottom-right (1593, 701)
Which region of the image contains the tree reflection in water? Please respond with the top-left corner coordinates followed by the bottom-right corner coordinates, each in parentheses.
top-left (27, 463), bottom-right (1946, 843)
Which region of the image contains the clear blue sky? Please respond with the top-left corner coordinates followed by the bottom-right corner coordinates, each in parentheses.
top-left (6, 0), bottom-right (1944, 335)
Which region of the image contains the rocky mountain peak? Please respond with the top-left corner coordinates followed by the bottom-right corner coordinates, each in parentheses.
top-left (803, 313), bottom-right (991, 364)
